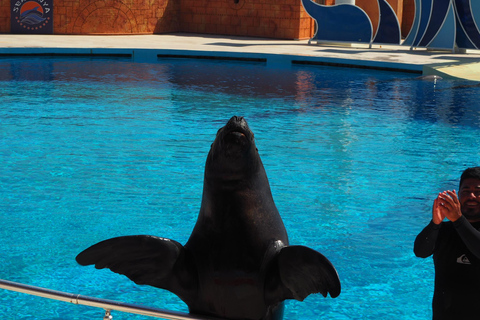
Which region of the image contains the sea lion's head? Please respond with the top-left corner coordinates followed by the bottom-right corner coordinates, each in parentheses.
top-left (205, 116), bottom-right (260, 183)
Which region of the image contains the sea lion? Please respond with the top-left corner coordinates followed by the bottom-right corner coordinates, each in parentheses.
top-left (76, 116), bottom-right (341, 320)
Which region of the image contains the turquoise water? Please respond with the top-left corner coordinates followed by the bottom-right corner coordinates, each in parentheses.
top-left (1, 57), bottom-right (480, 319)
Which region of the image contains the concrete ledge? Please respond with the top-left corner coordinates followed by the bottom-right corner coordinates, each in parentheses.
top-left (1, 34), bottom-right (480, 79)
top-left (423, 61), bottom-right (480, 81)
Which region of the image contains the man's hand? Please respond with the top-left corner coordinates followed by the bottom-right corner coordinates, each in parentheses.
top-left (437, 190), bottom-right (462, 222)
top-left (432, 195), bottom-right (446, 224)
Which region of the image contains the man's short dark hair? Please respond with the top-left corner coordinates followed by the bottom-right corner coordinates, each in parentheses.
top-left (459, 167), bottom-right (480, 188)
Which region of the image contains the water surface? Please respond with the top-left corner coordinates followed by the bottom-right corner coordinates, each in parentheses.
top-left (1, 57), bottom-right (480, 319)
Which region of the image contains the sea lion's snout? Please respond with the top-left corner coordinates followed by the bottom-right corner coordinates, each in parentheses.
top-left (228, 115), bottom-right (245, 124)
top-left (223, 116), bottom-right (254, 150)
top-left (224, 116), bottom-right (252, 141)
top-left (206, 116), bottom-right (257, 179)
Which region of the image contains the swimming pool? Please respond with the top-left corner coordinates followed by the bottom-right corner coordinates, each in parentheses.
top-left (1, 56), bottom-right (480, 319)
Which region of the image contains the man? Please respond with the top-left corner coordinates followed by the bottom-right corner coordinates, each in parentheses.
top-left (414, 167), bottom-right (480, 319)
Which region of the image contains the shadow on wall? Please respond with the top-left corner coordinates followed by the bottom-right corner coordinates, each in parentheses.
top-left (154, 0), bottom-right (180, 34)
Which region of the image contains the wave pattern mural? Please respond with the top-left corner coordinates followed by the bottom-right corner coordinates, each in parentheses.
top-left (302, 0), bottom-right (480, 51)
top-left (406, 0), bottom-right (480, 50)
top-left (301, 0), bottom-right (401, 45)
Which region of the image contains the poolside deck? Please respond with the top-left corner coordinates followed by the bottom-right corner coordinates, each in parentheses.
top-left (1, 33), bottom-right (480, 81)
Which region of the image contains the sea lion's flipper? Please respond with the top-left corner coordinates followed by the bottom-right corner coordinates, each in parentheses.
top-left (76, 235), bottom-right (197, 298)
top-left (265, 245), bottom-right (341, 305)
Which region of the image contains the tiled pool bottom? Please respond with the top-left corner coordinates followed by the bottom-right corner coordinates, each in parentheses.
top-left (2, 57), bottom-right (480, 319)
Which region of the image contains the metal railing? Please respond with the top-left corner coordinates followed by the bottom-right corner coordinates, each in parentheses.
top-left (0, 279), bottom-right (217, 320)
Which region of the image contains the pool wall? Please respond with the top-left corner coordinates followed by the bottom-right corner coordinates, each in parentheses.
top-left (0, 0), bottom-right (411, 40)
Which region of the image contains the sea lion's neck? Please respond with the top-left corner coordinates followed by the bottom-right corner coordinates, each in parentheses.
top-left (204, 169), bottom-right (272, 207)
top-left (199, 166), bottom-right (274, 221)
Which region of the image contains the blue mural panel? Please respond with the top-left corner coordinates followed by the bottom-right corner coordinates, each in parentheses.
top-left (455, 15), bottom-right (476, 49)
top-left (418, 0), bottom-right (452, 47)
top-left (454, 0), bottom-right (480, 48)
top-left (426, 1), bottom-right (455, 50)
top-left (413, 0), bottom-right (433, 46)
top-left (373, 0), bottom-right (401, 44)
top-left (302, 0), bottom-right (372, 43)
top-left (472, 0), bottom-right (480, 25)
top-left (403, 0), bottom-right (422, 46)
top-left (301, 0), bottom-right (480, 51)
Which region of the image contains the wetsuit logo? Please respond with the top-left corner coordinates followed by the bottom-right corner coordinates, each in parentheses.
top-left (10, 0), bottom-right (53, 34)
top-left (457, 254), bottom-right (471, 265)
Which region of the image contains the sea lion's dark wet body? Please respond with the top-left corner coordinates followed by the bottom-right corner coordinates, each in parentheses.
top-left (76, 116), bottom-right (340, 320)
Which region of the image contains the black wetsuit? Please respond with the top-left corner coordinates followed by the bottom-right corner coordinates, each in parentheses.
top-left (414, 216), bottom-right (480, 319)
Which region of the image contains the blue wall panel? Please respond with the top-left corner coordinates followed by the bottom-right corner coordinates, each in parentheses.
top-left (426, 1), bottom-right (455, 49)
top-left (455, 0), bottom-right (480, 48)
top-left (302, 0), bottom-right (372, 43)
top-left (413, 0), bottom-right (433, 46)
top-left (418, 0), bottom-right (451, 47)
top-left (403, 0), bottom-right (421, 46)
top-left (301, 0), bottom-right (480, 51)
top-left (373, 0), bottom-right (401, 44)
top-left (455, 13), bottom-right (476, 49)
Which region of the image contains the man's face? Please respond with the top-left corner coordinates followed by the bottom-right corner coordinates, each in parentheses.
top-left (459, 178), bottom-right (480, 222)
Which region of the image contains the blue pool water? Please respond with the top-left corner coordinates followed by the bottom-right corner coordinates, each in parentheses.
top-left (1, 57), bottom-right (480, 319)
